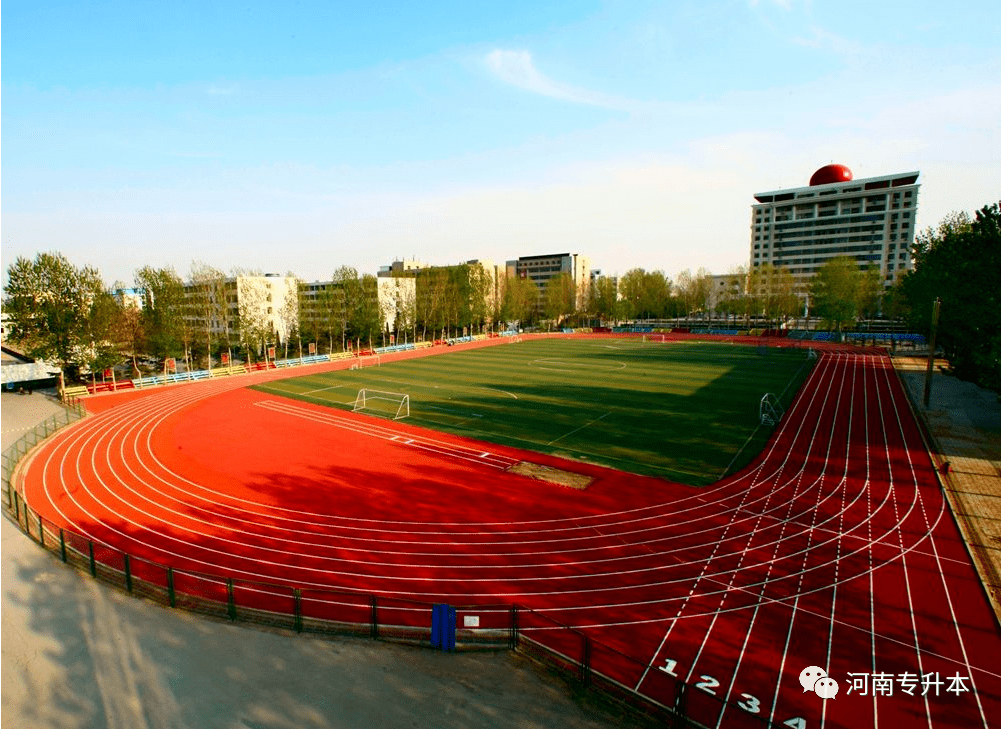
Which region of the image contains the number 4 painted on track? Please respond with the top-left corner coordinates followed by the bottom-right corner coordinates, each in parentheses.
top-left (783, 719), bottom-right (807, 729)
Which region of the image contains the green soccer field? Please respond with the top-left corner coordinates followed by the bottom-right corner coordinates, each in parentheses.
top-left (250, 338), bottom-right (814, 485)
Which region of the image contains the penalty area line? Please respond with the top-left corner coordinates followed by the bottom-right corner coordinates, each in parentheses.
top-left (547, 412), bottom-right (611, 446)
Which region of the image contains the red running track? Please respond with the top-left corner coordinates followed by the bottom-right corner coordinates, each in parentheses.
top-left (15, 339), bottom-right (1001, 729)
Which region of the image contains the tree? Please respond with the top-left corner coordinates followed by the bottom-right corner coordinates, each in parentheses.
top-left (544, 273), bottom-right (576, 329)
top-left (279, 273), bottom-right (301, 358)
top-left (135, 265), bottom-right (186, 362)
top-left (188, 261), bottom-right (227, 368)
top-left (900, 203), bottom-right (1001, 390)
top-left (236, 276), bottom-right (270, 361)
top-left (500, 275), bottom-right (538, 327)
top-left (351, 274), bottom-right (382, 350)
top-left (856, 265), bottom-right (884, 324)
top-left (618, 268), bottom-right (647, 320)
top-left (332, 266), bottom-right (358, 351)
top-left (757, 264), bottom-right (799, 328)
top-left (4, 252), bottom-right (108, 380)
top-left (589, 275), bottom-right (620, 325)
top-left (809, 257), bottom-right (860, 332)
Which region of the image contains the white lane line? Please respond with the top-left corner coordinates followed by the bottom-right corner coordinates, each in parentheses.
top-left (547, 412), bottom-right (611, 446)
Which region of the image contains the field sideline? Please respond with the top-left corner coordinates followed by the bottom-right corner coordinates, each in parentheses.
top-left (250, 338), bottom-right (814, 484)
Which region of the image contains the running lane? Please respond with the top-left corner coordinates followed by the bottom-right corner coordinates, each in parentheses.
top-left (16, 347), bottom-right (1000, 729)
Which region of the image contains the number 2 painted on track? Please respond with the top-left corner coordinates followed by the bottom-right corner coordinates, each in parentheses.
top-left (696, 675), bottom-right (720, 694)
top-left (655, 656), bottom-right (806, 728)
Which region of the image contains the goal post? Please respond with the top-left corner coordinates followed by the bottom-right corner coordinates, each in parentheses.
top-left (760, 392), bottom-right (782, 426)
top-left (357, 353), bottom-right (381, 368)
top-left (352, 389), bottom-right (410, 420)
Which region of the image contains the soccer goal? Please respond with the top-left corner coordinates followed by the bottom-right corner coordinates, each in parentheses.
top-left (760, 392), bottom-right (782, 426)
top-left (357, 353), bottom-right (381, 368)
top-left (352, 389), bottom-right (410, 420)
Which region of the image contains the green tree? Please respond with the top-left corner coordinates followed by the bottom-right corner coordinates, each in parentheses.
top-left (135, 265), bottom-right (186, 361)
top-left (618, 268), bottom-right (646, 320)
top-left (544, 273), bottom-right (576, 329)
top-left (588, 275), bottom-right (620, 325)
top-left (900, 203), bottom-right (1001, 390)
top-left (500, 275), bottom-right (538, 327)
top-left (4, 252), bottom-right (108, 380)
top-left (351, 274), bottom-right (382, 350)
top-left (809, 257), bottom-right (860, 332)
top-left (332, 266), bottom-right (358, 350)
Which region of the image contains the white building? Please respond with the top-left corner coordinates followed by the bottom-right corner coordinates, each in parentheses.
top-left (183, 273), bottom-right (299, 347)
top-left (506, 252), bottom-right (592, 310)
top-left (751, 165), bottom-right (919, 295)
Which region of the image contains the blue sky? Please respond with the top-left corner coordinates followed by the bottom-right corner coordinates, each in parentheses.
top-left (3, 0), bottom-right (1000, 286)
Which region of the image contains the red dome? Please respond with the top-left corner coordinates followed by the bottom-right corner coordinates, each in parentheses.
top-left (810, 164), bottom-right (853, 186)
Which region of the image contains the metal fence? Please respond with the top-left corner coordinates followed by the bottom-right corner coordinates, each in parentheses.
top-left (2, 402), bottom-right (784, 729)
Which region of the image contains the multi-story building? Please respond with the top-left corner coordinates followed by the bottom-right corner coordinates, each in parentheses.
top-left (376, 259), bottom-right (429, 278)
top-left (750, 165), bottom-right (919, 298)
top-left (505, 253), bottom-right (592, 310)
top-left (377, 259), bottom-right (504, 333)
top-left (298, 276), bottom-right (406, 346)
top-left (183, 273), bottom-right (299, 348)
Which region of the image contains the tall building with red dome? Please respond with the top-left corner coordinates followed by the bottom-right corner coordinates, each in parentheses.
top-left (750, 167), bottom-right (920, 301)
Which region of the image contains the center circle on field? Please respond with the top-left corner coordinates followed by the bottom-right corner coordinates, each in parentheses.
top-left (528, 358), bottom-right (627, 372)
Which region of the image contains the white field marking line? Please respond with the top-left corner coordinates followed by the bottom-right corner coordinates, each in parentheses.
top-left (58, 352), bottom-right (914, 565)
top-left (713, 369), bottom-right (826, 728)
top-left (258, 399), bottom-right (505, 463)
top-left (634, 351), bottom-right (846, 690)
top-left (255, 400), bottom-right (512, 470)
top-left (883, 357), bottom-right (989, 728)
top-left (865, 356), bottom-right (879, 728)
top-left (124, 391), bottom-right (756, 538)
top-left (546, 412), bottom-right (611, 446)
top-left (107, 398), bottom-right (922, 565)
top-left (87, 412), bottom-right (722, 573)
top-left (684, 353), bottom-right (852, 687)
top-left (767, 353), bottom-right (849, 724)
top-left (641, 352), bottom-right (846, 689)
top-left (820, 356), bottom-right (857, 729)
top-left (872, 357), bottom-right (934, 729)
top-left (528, 358), bottom-right (627, 371)
top-left (426, 405), bottom-right (483, 417)
top-left (301, 384), bottom-right (344, 395)
top-left (33, 379), bottom-right (946, 601)
top-left (25, 356), bottom-right (938, 593)
top-left (250, 395), bottom-right (804, 535)
top-left (365, 374), bottom-right (518, 400)
top-left (890, 358), bottom-right (989, 727)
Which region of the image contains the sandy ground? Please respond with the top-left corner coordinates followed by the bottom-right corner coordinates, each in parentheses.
top-left (1, 390), bottom-right (652, 729)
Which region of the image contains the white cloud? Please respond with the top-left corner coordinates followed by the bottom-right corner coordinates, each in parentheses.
top-left (483, 49), bottom-right (637, 111)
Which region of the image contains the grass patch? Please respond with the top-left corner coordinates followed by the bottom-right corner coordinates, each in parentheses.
top-left (250, 338), bottom-right (813, 485)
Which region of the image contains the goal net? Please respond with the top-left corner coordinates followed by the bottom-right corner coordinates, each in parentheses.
top-left (357, 353), bottom-right (381, 368)
top-left (759, 392), bottom-right (782, 426)
top-left (352, 389), bottom-right (410, 420)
